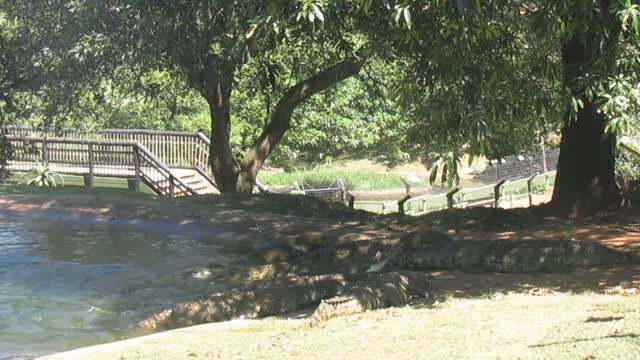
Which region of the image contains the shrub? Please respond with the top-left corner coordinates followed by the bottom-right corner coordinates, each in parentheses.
top-left (616, 148), bottom-right (640, 206)
top-left (21, 161), bottom-right (64, 187)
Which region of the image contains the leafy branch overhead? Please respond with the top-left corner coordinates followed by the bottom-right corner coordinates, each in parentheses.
top-left (2, 0), bottom-right (640, 209)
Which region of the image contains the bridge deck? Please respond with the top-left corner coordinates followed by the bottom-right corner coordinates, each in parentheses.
top-left (4, 129), bottom-right (222, 196)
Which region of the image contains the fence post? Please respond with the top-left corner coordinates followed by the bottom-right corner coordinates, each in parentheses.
top-left (337, 178), bottom-right (348, 205)
top-left (347, 192), bottom-right (356, 209)
top-left (169, 175), bottom-right (175, 197)
top-left (85, 142), bottom-right (95, 188)
top-left (42, 139), bottom-right (49, 163)
top-left (447, 188), bottom-right (461, 209)
top-left (133, 145), bottom-right (141, 192)
top-left (398, 194), bottom-right (412, 215)
top-left (527, 174), bottom-right (537, 207)
top-left (494, 180), bottom-right (507, 208)
top-left (544, 173), bottom-right (551, 189)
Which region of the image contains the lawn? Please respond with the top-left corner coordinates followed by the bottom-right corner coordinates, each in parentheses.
top-left (43, 292), bottom-right (640, 360)
top-left (2, 173), bottom-right (157, 196)
top-left (259, 167), bottom-right (416, 192)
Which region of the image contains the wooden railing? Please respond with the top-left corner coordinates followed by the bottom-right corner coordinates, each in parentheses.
top-left (399, 171), bottom-right (557, 216)
top-left (7, 126), bottom-right (217, 191)
top-left (6, 136), bottom-right (195, 197)
top-left (6, 126), bottom-right (284, 193)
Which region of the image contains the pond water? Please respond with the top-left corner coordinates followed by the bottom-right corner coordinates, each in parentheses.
top-left (0, 215), bottom-right (233, 359)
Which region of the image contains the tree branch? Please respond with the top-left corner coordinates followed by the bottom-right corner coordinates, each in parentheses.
top-left (240, 56), bottom-right (366, 181)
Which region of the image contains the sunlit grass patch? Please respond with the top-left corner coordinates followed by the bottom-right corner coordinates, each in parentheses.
top-left (45, 293), bottom-right (640, 360)
top-left (259, 168), bottom-right (416, 192)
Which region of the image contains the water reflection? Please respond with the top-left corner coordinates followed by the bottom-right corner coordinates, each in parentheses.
top-left (0, 217), bottom-right (230, 359)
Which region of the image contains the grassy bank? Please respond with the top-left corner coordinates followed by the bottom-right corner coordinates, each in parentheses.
top-left (259, 168), bottom-right (419, 192)
top-left (3, 173), bottom-right (157, 195)
top-left (43, 292), bottom-right (640, 360)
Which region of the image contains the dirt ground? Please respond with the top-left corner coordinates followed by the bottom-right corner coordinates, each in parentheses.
top-left (418, 206), bottom-right (640, 253)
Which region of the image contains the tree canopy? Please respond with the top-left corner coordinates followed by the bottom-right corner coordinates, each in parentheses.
top-left (3, 0), bottom-right (640, 210)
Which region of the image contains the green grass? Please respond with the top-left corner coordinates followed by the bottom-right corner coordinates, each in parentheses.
top-left (44, 293), bottom-right (640, 360)
top-left (1, 173), bottom-right (157, 197)
top-left (0, 183), bottom-right (157, 199)
top-left (259, 168), bottom-right (419, 192)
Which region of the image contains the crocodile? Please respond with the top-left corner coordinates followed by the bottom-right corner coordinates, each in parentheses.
top-left (310, 271), bottom-right (432, 324)
top-left (139, 273), bottom-right (349, 329)
top-left (140, 271), bottom-right (431, 330)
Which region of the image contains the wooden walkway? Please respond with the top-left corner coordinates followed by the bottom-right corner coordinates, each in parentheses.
top-left (5, 128), bottom-right (220, 197)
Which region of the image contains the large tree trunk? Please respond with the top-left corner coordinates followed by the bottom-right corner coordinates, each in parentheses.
top-left (208, 56), bottom-right (365, 193)
top-left (551, 30), bottom-right (619, 215)
top-left (206, 74), bottom-right (242, 193)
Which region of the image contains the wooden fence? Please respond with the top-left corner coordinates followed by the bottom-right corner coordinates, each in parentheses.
top-left (404, 171), bottom-right (556, 215)
top-left (6, 136), bottom-right (195, 197)
top-left (356, 171), bottom-right (556, 215)
top-left (7, 126), bottom-right (216, 190)
top-left (291, 179), bottom-right (355, 206)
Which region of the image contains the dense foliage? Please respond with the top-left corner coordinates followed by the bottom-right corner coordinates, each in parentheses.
top-left (2, 0), bottom-right (640, 207)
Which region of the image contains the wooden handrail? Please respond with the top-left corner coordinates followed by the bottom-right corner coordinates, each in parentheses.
top-left (195, 132), bottom-right (211, 145)
top-left (134, 143), bottom-right (196, 196)
top-left (7, 127), bottom-right (220, 191)
top-left (8, 127), bottom-right (266, 193)
top-left (7, 136), bottom-right (135, 147)
top-left (7, 125), bottom-right (205, 137)
top-left (403, 170), bottom-right (557, 215)
top-left (6, 135), bottom-right (196, 197)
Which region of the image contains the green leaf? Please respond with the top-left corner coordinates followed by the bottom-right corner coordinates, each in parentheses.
top-left (403, 7), bottom-right (412, 29)
top-left (310, 3), bottom-right (325, 23)
top-left (429, 160), bottom-right (440, 185)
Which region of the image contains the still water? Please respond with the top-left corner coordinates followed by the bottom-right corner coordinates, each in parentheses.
top-left (0, 216), bottom-right (231, 359)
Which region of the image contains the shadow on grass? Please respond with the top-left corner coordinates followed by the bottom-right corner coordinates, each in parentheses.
top-left (585, 316), bottom-right (625, 323)
top-left (423, 265), bottom-right (640, 303)
top-left (529, 333), bottom-right (640, 348)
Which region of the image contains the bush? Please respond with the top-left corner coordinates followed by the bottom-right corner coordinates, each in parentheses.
top-left (616, 150), bottom-right (640, 205)
top-left (21, 161), bottom-right (64, 187)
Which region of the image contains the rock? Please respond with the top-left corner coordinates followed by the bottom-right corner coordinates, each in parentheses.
top-left (179, 267), bottom-right (214, 280)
